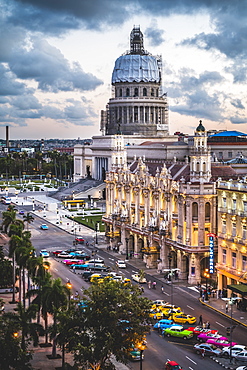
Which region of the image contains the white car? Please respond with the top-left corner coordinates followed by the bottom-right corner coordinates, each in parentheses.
top-left (57, 251), bottom-right (71, 258)
top-left (222, 345), bottom-right (247, 358)
top-left (131, 274), bottom-right (147, 284)
top-left (116, 260), bottom-right (126, 268)
top-left (235, 351), bottom-right (247, 363)
top-left (40, 249), bottom-right (49, 258)
top-left (236, 366), bottom-right (247, 370)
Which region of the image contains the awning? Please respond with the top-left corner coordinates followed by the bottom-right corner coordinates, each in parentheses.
top-left (227, 284), bottom-right (247, 296)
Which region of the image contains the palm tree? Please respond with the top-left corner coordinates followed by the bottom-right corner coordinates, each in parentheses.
top-left (44, 279), bottom-right (68, 358)
top-left (4, 302), bottom-right (44, 351)
top-left (2, 208), bottom-right (17, 234)
top-left (23, 213), bottom-right (34, 231)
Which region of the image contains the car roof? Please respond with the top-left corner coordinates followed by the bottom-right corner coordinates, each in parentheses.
top-left (167, 360), bottom-right (179, 365)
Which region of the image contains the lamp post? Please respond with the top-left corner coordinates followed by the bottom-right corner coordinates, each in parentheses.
top-left (66, 280), bottom-right (72, 308)
top-left (125, 237), bottom-right (129, 261)
top-left (168, 253), bottom-right (173, 306)
top-left (229, 298), bottom-right (234, 364)
top-left (137, 342), bottom-right (146, 370)
top-left (95, 221), bottom-right (99, 245)
top-left (92, 248), bottom-right (98, 272)
top-left (204, 268), bottom-right (210, 302)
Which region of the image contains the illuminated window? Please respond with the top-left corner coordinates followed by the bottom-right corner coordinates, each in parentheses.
top-left (222, 249), bottom-right (226, 264)
top-left (232, 252), bottom-right (237, 269)
top-left (232, 222), bottom-right (236, 237)
top-left (243, 256), bottom-right (247, 271)
top-left (222, 220), bottom-right (226, 234)
top-left (233, 199), bottom-right (236, 210)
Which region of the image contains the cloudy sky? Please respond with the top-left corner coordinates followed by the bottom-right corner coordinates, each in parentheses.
top-left (1, 0), bottom-right (246, 140)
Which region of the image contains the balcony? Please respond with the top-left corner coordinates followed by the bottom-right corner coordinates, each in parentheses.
top-left (172, 212), bottom-right (178, 219)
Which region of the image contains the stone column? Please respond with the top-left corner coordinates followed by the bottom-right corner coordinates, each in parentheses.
top-left (188, 253), bottom-right (201, 285)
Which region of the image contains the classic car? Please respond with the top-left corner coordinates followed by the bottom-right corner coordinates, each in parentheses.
top-left (206, 338), bottom-right (238, 348)
top-left (197, 332), bottom-right (226, 343)
top-left (168, 314), bottom-right (196, 324)
top-left (39, 249), bottom-right (49, 258)
top-left (131, 274), bottom-right (147, 283)
top-left (153, 319), bottom-right (174, 331)
top-left (194, 343), bottom-right (222, 356)
top-left (163, 325), bottom-right (193, 340)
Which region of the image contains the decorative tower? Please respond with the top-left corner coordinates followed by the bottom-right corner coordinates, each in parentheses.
top-left (190, 120), bottom-right (211, 183)
top-left (101, 26), bottom-right (169, 137)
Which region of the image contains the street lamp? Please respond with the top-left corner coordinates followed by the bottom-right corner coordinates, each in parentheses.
top-left (95, 221), bottom-right (99, 245)
top-left (137, 342), bottom-right (146, 370)
top-left (168, 253), bottom-right (173, 306)
top-left (66, 280), bottom-right (72, 308)
top-left (125, 237), bottom-right (129, 261)
top-left (229, 298), bottom-right (235, 364)
top-left (203, 268), bottom-right (210, 302)
top-left (92, 248), bottom-right (98, 272)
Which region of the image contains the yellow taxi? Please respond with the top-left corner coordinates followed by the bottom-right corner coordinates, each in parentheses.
top-left (168, 313), bottom-right (196, 324)
top-left (90, 274), bottom-right (105, 283)
top-left (149, 309), bottom-right (163, 320)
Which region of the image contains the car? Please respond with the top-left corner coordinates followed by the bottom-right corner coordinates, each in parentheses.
top-left (222, 345), bottom-right (247, 358)
top-left (75, 237), bottom-right (84, 244)
top-left (150, 310), bottom-right (163, 320)
top-left (128, 347), bottom-right (144, 361)
top-left (57, 251), bottom-right (71, 258)
top-left (236, 366), bottom-right (247, 370)
top-left (81, 271), bottom-right (93, 281)
top-left (162, 308), bottom-right (183, 317)
top-left (52, 250), bottom-right (63, 256)
top-left (63, 259), bottom-right (85, 266)
top-left (131, 274), bottom-right (147, 283)
top-left (39, 249), bottom-right (49, 258)
top-left (165, 360), bottom-right (183, 370)
top-left (40, 224), bottom-right (49, 230)
top-left (187, 326), bottom-right (218, 336)
top-left (69, 252), bottom-right (90, 260)
top-left (163, 325), bottom-right (194, 340)
top-left (197, 332), bottom-right (227, 343)
top-left (88, 258), bottom-right (104, 265)
top-left (116, 260), bottom-right (126, 268)
top-left (235, 351), bottom-right (247, 363)
top-left (194, 343), bottom-right (222, 356)
top-left (19, 210), bottom-right (25, 215)
top-left (169, 314), bottom-right (196, 325)
top-left (206, 338), bottom-right (238, 348)
top-left (153, 319), bottom-right (173, 331)
top-left (153, 300), bottom-right (168, 307)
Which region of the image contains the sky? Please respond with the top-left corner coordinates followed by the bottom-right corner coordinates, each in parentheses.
top-left (1, 0), bottom-right (247, 140)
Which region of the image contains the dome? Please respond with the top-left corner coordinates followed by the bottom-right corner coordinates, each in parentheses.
top-left (196, 120), bottom-right (205, 132)
top-left (112, 54), bottom-right (160, 84)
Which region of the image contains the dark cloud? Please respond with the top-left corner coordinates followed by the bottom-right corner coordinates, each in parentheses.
top-left (0, 64), bottom-right (30, 96)
top-left (230, 99), bottom-right (245, 110)
top-left (230, 116), bottom-right (247, 124)
top-left (167, 68), bottom-right (225, 121)
top-left (145, 22), bottom-right (165, 47)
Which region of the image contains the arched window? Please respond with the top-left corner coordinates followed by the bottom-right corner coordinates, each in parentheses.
top-left (151, 88), bottom-right (154, 96)
top-left (143, 88), bottom-right (147, 96)
top-left (205, 202), bottom-right (210, 221)
top-left (134, 87), bottom-right (139, 97)
top-left (119, 88), bottom-right (122, 97)
top-left (126, 88), bottom-right (130, 97)
top-left (156, 89), bottom-right (159, 97)
top-left (192, 202), bottom-right (198, 221)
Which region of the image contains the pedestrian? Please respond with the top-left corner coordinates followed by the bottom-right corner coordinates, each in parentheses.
top-left (148, 280), bottom-right (152, 289)
top-left (226, 303), bottom-right (228, 313)
top-left (198, 314), bottom-right (203, 326)
top-left (201, 348), bottom-right (205, 358)
top-left (203, 322), bottom-right (206, 329)
top-left (152, 281), bottom-right (156, 289)
top-left (161, 285), bottom-right (164, 293)
top-left (206, 321), bottom-right (210, 329)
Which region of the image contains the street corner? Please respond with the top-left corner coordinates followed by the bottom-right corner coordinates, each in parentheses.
top-left (211, 356), bottom-right (239, 370)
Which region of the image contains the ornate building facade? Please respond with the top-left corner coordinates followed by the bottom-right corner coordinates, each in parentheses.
top-left (103, 122), bottom-right (222, 284)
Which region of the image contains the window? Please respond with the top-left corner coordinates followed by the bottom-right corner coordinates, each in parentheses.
top-left (223, 197), bottom-right (227, 208)
top-left (134, 87), bottom-right (138, 97)
top-left (243, 256), bottom-right (247, 271)
top-left (232, 252), bottom-right (237, 269)
top-left (119, 88), bottom-right (122, 97)
top-left (232, 222), bottom-right (236, 237)
top-left (233, 199), bottom-right (236, 210)
top-left (192, 202), bottom-right (198, 221)
top-left (222, 219), bottom-right (226, 234)
top-left (205, 202), bottom-right (210, 221)
top-left (156, 88), bottom-right (159, 97)
top-left (219, 152), bottom-right (223, 159)
top-left (126, 88), bottom-right (130, 97)
top-left (222, 249), bottom-right (227, 264)
top-left (228, 152), bottom-right (232, 158)
top-left (143, 88), bottom-right (147, 96)
top-left (244, 201), bottom-right (247, 212)
top-left (243, 224), bottom-right (247, 240)
top-left (151, 88), bottom-right (154, 96)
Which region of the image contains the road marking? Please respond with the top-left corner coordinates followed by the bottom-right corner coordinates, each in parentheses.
top-left (163, 291), bottom-right (169, 296)
top-left (186, 356), bottom-right (197, 365)
top-left (216, 321), bottom-right (225, 327)
top-left (187, 305), bottom-right (194, 310)
top-left (109, 258), bottom-right (114, 261)
top-left (54, 268), bottom-right (58, 272)
top-left (189, 367), bottom-right (194, 370)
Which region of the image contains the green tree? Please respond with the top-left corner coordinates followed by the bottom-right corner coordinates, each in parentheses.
top-left (23, 212), bottom-right (34, 231)
top-left (61, 280), bottom-right (152, 369)
top-left (4, 302), bottom-right (44, 351)
top-left (0, 246), bottom-right (13, 288)
top-left (0, 314), bottom-right (32, 370)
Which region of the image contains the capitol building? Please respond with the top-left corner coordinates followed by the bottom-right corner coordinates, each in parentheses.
top-left (73, 26), bottom-right (247, 302)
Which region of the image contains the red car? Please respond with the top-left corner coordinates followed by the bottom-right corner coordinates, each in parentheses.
top-left (52, 250), bottom-right (63, 256)
top-left (165, 361), bottom-right (183, 370)
top-left (187, 326), bottom-right (218, 335)
top-left (75, 238), bottom-right (84, 244)
top-left (63, 259), bottom-right (85, 266)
